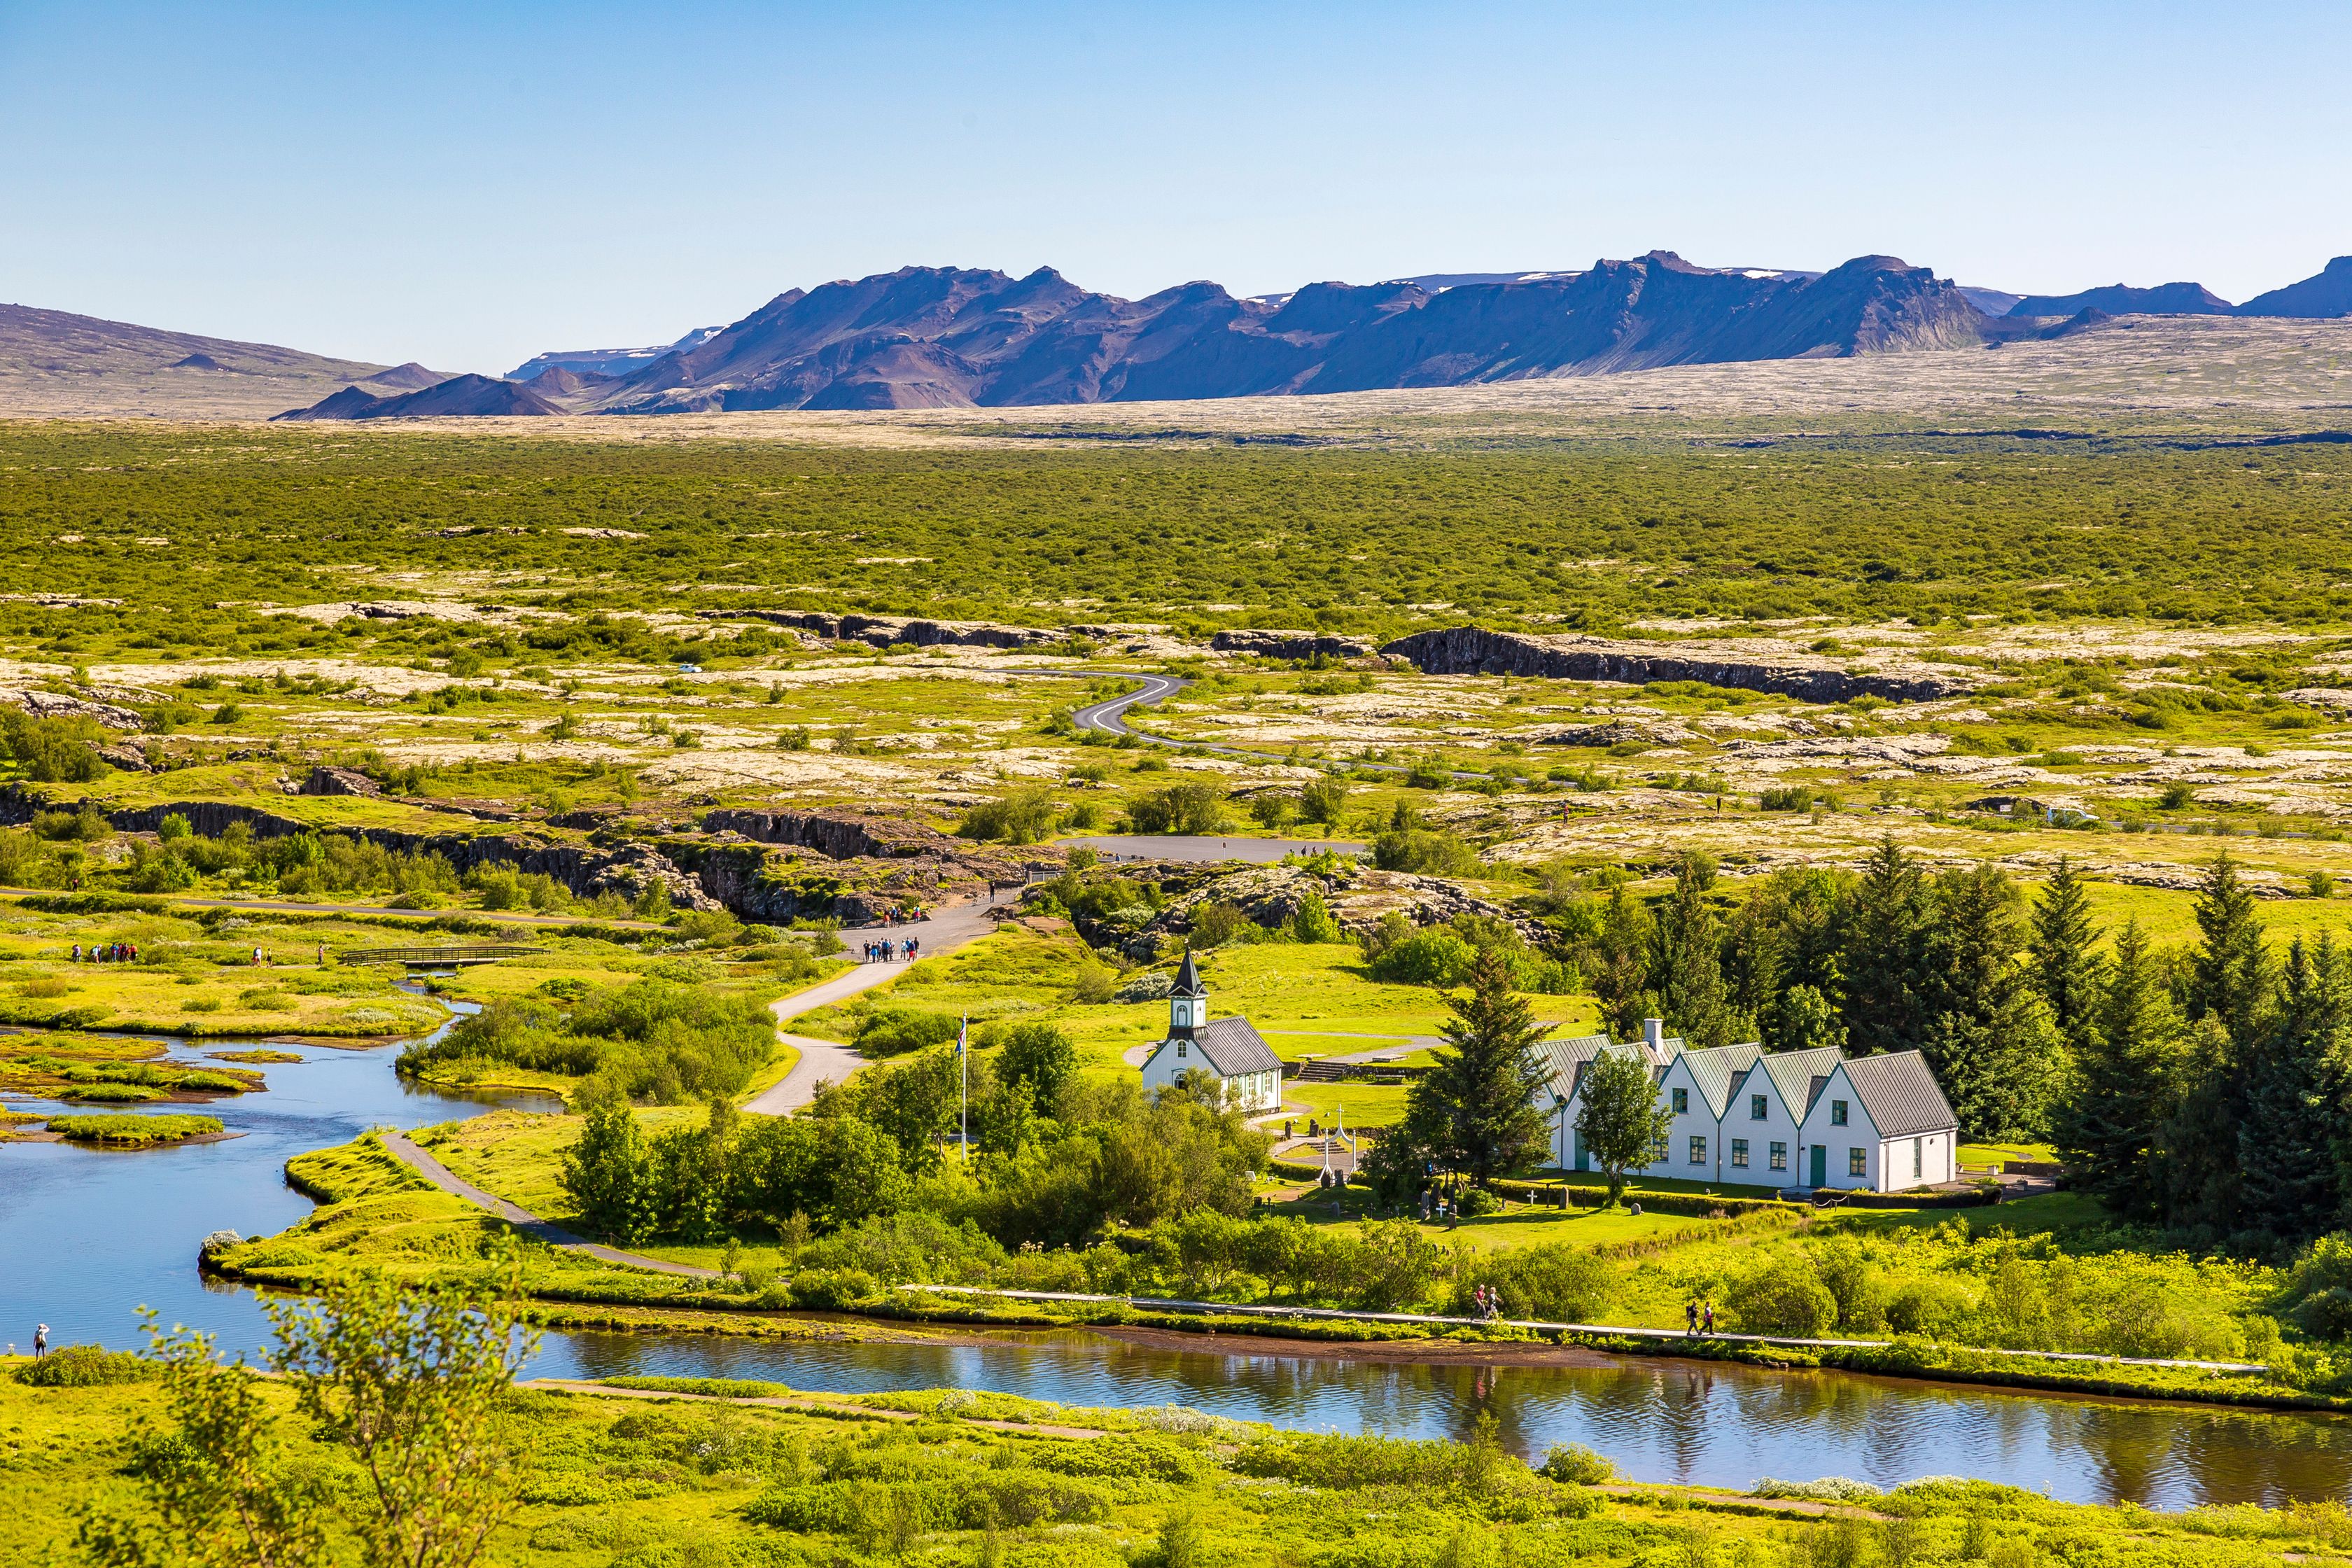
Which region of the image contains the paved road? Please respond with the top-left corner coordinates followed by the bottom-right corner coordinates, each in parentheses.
top-left (743, 897), bottom-right (1008, 1115)
top-left (381, 1130), bottom-right (721, 1278)
top-left (1067, 671), bottom-right (1492, 783)
top-left (1061, 834), bottom-right (1366, 865)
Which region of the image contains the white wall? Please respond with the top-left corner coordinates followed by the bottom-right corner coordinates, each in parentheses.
top-left (1648, 1058), bottom-right (1717, 1182)
top-left (1722, 1073), bottom-right (1802, 1189)
top-left (1140, 1043), bottom-right (1282, 1112)
top-left (1797, 1068), bottom-right (1879, 1191)
top-left (1876, 1130), bottom-right (1955, 1192)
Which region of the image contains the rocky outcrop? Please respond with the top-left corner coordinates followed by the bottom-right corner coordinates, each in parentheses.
top-left (1539, 719), bottom-right (1697, 748)
top-left (299, 765), bottom-right (382, 797)
top-left (1382, 626), bottom-right (1977, 704)
top-left (701, 808), bottom-right (962, 860)
top-left (699, 609), bottom-right (1077, 651)
top-left (1037, 859), bottom-right (1544, 959)
top-left (1208, 629), bottom-right (1376, 661)
top-left (0, 687), bottom-right (145, 729)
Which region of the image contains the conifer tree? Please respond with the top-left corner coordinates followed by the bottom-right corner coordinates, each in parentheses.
top-left (2238, 935), bottom-right (2351, 1243)
top-left (1413, 946), bottom-right (1549, 1186)
top-left (1843, 835), bottom-right (1930, 1056)
top-left (1586, 883), bottom-right (1653, 1040)
top-left (1921, 862), bottom-right (2060, 1138)
top-left (2158, 1016), bottom-right (2244, 1235)
top-left (1644, 851), bottom-right (1743, 1051)
top-left (2052, 919), bottom-right (2179, 1218)
top-left (2031, 856), bottom-right (2108, 1054)
top-left (2189, 852), bottom-right (2272, 1048)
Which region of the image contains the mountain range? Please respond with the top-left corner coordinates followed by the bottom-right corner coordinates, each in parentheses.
top-left (278, 251), bottom-right (2003, 419)
top-left (8, 248), bottom-right (2350, 424)
top-left (270, 250), bottom-right (2352, 421)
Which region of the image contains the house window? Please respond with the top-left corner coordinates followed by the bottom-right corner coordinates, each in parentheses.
top-left (1731, 1138), bottom-right (1749, 1168)
top-left (1830, 1099), bottom-right (1849, 1126)
top-left (1770, 1141), bottom-right (1787, 1172)
top-left (1751, 1094), bottom-right (1767, 1120)
top-left (1672, 1087), bottom-right (1688, 1114)
top-left (1176, 1042), bottom-right (1186, 1058)
top-left (1913, 1138), bottom-right (1924, 1178)
top-left (1849, 1147), bottom-right (1868, 1177)
top-left (1689, 1135), bottom-right (1707, 1166)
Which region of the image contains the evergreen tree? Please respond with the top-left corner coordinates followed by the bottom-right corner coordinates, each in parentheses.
top-left (2238, 936), bottom-right (2351, 1243)
top-left (2031, 856), bottom-right (2108, 1054)
top-left (2051, 919), bottom-right (2179, 1219)
top-left (2189, 852), bottom-right (2272, 1048)
top-left (1843, 835), bottom-right (1930, 1056)
top-left (1920, 863), bottom-right (2061, 1138)
top-left (561, 1092), bottom-right (656, 1245)
top-left (1644, 851), bottom-right (1744, 1051)
top-left (1586, 883), bottom-right (1652, 1040)
top-left (1410, 946), bottom-right (1550, 1186)
top-left (2158, 1016), bottom-right (2245, 1236)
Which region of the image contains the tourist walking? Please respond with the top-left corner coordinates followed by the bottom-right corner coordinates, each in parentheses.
top-left (1702, 1300), bottom-right (1716, 1336)
top-left (33, 1323), bottom-right (48, 1359)
top-left (1686, 1299), bottom-right (1699, 1336)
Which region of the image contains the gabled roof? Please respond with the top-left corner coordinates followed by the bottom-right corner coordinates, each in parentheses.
top-left (1528, 1034), bottom-right (1670, 1104)
top-left (1171, 948), bottom-right (1205, 999)
top-left (1840, 1050), bottom-right (1959, 1138)
top-left (1674, 1042), bottom-right (1763, 1117)
top-left (1158, 1015), bottom-right (1282, 1078)
top-left (1748, 1046), bottom-right (1847, 1116)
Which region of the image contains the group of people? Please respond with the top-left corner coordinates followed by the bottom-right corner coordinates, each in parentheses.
top-left (860, 934), bottom-right (920, 964)
top-left (71, 942), bottom-right (137, 963)
top-left (1469, 1284), bottom-right (1502, 1322)
top-left (1686, 1298), bottom-right (1718, 1336)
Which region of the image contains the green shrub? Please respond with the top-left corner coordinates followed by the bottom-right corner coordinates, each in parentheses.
top-left (790, 1267), bottom-right (882, 1310)
top-left (1371, 827), bottom-right (1481, 876)
top-left (13, 1344), bottom-right (155, 1386)
top-left (1727, 1254), bottom-right (1839, 1337)
top-left (1366, 926), bottom-right (1478, 986)
top-left (1541, 1443), bottom-right (1616, 1485)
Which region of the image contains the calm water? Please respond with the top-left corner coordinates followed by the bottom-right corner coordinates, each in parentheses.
top-left (7, 1010), bottom-right (2352, 1510)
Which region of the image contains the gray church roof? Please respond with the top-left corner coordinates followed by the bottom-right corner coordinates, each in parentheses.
top-left (1160, 1016), bottom-right (1282, 1078)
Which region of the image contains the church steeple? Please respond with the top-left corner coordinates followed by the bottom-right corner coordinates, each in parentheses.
top-left (1168, 947), bottom-right (1208, 1038)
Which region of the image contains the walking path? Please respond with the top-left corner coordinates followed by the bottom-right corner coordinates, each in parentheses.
top-left (381, 1130), bottom-right (721, 1278)
top-left (745, 896), bottom-right (1006, 1114)
top-left (377, 895), bottom-right (1011, 1275)
top-left (0, 884), bottom-right (652, 930)
top-left (892, 1285), bottom-right (2272, 1373)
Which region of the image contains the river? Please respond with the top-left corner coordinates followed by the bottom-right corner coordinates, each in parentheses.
top-left (6, 1011), bottom-right (2351, 1511)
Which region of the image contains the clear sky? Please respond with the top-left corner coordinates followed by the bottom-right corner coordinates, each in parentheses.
top-left (3, 1), bottom-right (2347, 374)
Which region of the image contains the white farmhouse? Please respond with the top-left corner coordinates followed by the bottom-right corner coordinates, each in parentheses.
top-left (1530, 1021), bottom-right (1959, 1195)
top-left (1794, 1051), bottom-right (1959, 1192)
top-left (1135, 951), bottom-right (1284, 1113)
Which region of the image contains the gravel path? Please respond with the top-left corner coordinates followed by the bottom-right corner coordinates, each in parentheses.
top-left (745, 897), bottom-right (1007, 1116)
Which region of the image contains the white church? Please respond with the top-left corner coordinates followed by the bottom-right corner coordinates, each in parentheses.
top-left (1135, 951), bottom-right (1284, 1112)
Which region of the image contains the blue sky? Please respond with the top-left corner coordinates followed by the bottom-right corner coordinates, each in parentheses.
top-left (3, 1), bottom-right (2347, 372)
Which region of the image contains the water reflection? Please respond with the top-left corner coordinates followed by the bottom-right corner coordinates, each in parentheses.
top-left (10, 1011), bottom-right (2352, 1511)
top-left (522, 1328), bottom-right (2352, 1510)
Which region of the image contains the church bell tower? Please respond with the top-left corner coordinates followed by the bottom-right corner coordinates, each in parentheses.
top-left (1168, 948), bottom-right (1208, 1038)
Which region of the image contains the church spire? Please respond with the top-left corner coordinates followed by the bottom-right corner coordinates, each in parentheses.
top-left (1172, 946), bottom-right (1205, 999)
top-left (1168, 946), bottom-right (1208, 1038)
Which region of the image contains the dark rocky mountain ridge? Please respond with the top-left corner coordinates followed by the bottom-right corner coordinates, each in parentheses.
top-left (2006, 281), bottom-right (2236, 317)
top-left (284, 251), bottom-right (1991, 419)
top-left (272, 372), bottom-right (561, 422)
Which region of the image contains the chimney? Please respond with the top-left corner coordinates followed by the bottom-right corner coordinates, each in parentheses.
top-left (1642, 1018), bottom-right (1664, 1051)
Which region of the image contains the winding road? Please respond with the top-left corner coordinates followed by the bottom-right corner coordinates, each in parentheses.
top-left (1065, 670), bottom-right (1492, 784)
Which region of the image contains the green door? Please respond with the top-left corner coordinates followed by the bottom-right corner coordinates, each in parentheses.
top-left (1809, 1144), bottom-right (1827, 1187)
top-left (1574, 1132), bottom-right (1588, 1172)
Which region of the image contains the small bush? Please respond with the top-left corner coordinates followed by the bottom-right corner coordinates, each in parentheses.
top-left (1541, 1443), bottom-right (1616, 1485)
top-left (13, 1344), bottom-right (155, 1386)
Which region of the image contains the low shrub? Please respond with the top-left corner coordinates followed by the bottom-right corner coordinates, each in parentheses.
top-left (13, 1344), bottom-right (155, 1386)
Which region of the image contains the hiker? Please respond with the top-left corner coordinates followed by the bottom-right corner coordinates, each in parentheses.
top-left (33, 1324), bottom-right (48, 1359)
top-left (1703, 1300), bottom-right (1716, 1336)
top-left (70, 944), bottom-right (80, 963)
top-left (1686, 1299), bottom-right (1700, 1336)
top-left (317, 943), bottom-right (327, 966)
top-left (253, 946), bottom-right (264, 965)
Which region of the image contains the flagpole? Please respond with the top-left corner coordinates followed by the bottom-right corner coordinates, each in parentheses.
top-left (960, 1013), bottom-right (969, 1164)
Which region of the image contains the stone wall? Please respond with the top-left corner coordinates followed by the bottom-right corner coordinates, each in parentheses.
top-left (1380, 626), bottom-right (1975, 704)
